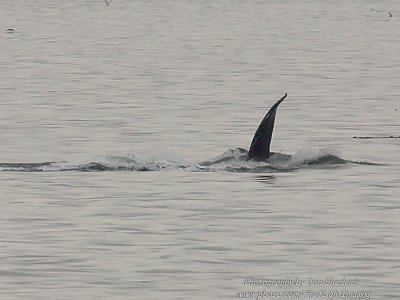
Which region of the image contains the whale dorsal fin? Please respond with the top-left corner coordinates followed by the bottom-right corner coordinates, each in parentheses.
top-left (247, 93), bottom-right (287, 161)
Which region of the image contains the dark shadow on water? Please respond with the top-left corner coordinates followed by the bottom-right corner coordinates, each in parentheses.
top-left (353, 135), bottom-right (400, 139)
top-left (254, 175), bottom-right (276, 184)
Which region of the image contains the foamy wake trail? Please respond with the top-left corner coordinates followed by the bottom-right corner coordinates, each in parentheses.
top-left (0, 148), bottom-right (361, 172)
top-left (0, 153), bottom-right (188, 172)
top-left (285, 148), bottom-right (346, 168)
top-left (195, 147), bottom-right (347, 172)
top-left (50, 154), bottom-right (189, 171)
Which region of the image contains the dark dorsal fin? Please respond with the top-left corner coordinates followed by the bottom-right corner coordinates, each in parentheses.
top-left (247, 93), bottom-right (287, 161)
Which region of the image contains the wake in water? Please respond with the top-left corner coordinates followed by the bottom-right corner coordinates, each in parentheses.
top-left (0, 148), bottom-right (375, 173)
top-left (0, 154), bottom-right (187, 172)
top-left (195, 148), bottom-right (351, 173)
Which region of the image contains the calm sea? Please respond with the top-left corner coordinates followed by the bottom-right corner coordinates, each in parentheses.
top-left (0, 1), bottom-right (399, 299)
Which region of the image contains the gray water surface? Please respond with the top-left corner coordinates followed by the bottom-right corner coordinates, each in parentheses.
top-left (1, 1), bottom-right (399, 299)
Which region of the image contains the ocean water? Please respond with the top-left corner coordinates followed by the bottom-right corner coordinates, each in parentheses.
top-left (0, 1), bottom-right (399, 299)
